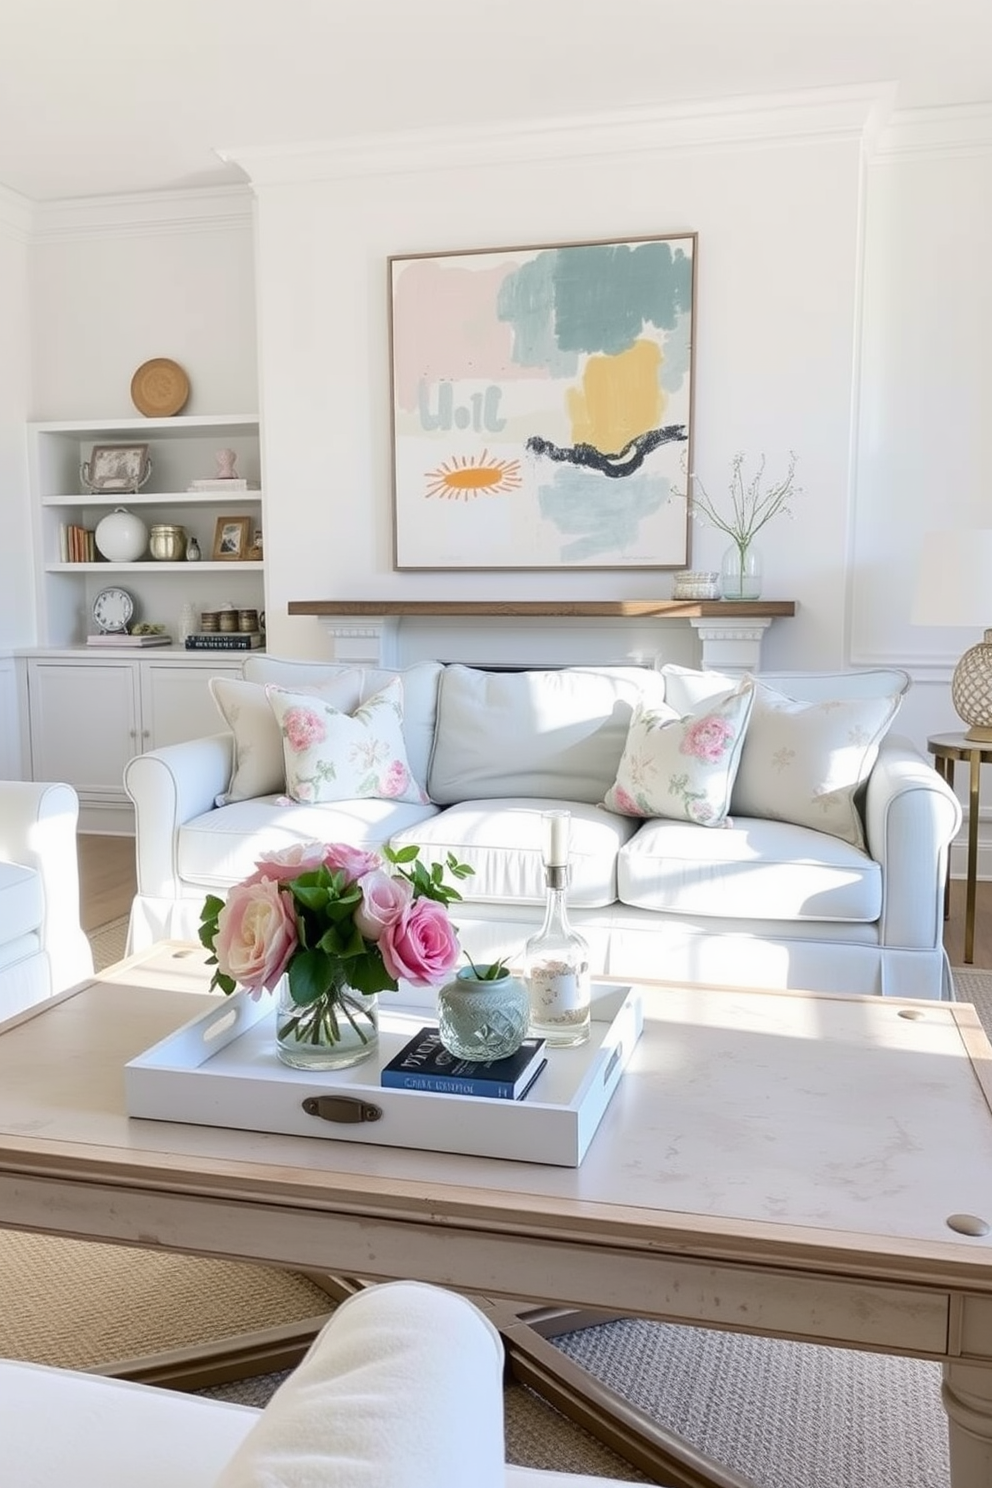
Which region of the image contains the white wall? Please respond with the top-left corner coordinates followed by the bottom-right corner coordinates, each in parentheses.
top-left (0, 190), bottom-right (33, 773)
top-left (29, 192), bottom-right (257, 418)
top-left (247, 101), bottom-right (869, 674)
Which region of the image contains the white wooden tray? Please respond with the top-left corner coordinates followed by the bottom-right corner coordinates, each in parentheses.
top-left (125, 982), bottom-right (643, 1167)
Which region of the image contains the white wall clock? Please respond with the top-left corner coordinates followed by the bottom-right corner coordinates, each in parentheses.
top-left (92, 586), bottom-right (135, 633)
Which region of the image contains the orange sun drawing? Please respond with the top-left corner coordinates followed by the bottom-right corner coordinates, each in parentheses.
top-left (424, 450), bottom-right (522, 501)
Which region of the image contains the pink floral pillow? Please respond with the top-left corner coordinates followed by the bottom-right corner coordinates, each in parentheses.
top-left (265, 677), bottom-right (429, 805)
top-left (603, 681), bottom-right (755, 826)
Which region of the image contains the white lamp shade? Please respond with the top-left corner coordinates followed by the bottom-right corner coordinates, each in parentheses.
top-left (912, 529), bottom-right (992, 628)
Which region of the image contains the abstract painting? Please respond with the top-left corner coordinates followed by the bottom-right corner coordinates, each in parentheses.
top-left (389, 233), bottom-right (695, 570)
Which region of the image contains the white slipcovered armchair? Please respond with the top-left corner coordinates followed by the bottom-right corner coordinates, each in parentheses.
top-left (0, 780), bottom-right (93, 1019)
top-left (0, 1281), bottom-right (647, 1488)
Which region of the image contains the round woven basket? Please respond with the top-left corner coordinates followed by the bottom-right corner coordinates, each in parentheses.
top-left (130, 357), bottom-right (190, 417)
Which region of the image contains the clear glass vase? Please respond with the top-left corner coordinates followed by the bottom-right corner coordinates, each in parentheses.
top-left (275, 975), bottom-right (379, 1071)
top-left (720, 542), bottom-right (763, 600)
top-left (437, 968), bottom-right (531, 1061)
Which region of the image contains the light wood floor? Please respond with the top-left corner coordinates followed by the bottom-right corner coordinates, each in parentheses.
top-left (77, 833), bottom-right (992, 971)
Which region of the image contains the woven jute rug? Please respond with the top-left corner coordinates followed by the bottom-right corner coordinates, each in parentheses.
top-left (23, 924), bottom-right (981, 1485)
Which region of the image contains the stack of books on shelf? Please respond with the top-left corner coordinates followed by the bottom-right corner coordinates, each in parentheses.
top-left (59, 524), bottom-right (95, 562)
top-left (380, 1029), bottom-right (547, 1101)
top-left (184, 631), bottom-right (265, 651)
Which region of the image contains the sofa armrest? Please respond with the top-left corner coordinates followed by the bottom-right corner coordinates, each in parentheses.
top-left (0, 780), bottom-right (93, 992)
top-left (864, 733), bottom-right (962, 950)
top-left (123, 734), bottom-right (234, 900)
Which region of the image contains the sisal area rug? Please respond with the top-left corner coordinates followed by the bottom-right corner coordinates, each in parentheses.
top-left (65, 922), bottom-right (989, 1484)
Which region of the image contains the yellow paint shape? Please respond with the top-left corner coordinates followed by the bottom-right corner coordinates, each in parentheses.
top-left (567, 340), bottom-right (664, 455)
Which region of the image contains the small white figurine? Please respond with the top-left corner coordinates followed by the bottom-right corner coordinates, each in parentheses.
top-left (216, 449), bottom-right (238, 480)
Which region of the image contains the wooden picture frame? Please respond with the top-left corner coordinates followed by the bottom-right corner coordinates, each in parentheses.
top-left (211, 516), bottom-right (252, 561)
top-left (82, 443), bottom-right (150, 493)
top-left (388, 232), bottom-right (696, 570)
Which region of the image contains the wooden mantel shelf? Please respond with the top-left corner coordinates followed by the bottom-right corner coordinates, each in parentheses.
top-left (288, 599), bottom-right (796, 619)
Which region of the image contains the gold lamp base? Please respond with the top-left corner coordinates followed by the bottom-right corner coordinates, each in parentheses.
top-left (952, 631), bottom-right (992, 740)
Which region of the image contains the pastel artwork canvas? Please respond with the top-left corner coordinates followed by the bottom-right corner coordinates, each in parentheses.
top-left (389, 233), bottom-right (695, 569)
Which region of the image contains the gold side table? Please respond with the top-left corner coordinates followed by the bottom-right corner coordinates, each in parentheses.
top-left (928, 732), bottom-right (992, 965)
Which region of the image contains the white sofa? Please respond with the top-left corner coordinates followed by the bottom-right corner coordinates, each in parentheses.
top-left (0, 1279), bottom-right (645, 1487)
top-left (124, 658), bottom-right (962, 1000)
top-left (0, 780), bottom-right (93, 1018)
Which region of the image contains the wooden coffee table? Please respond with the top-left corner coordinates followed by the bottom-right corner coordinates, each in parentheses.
top-left (1, 943), bottom-right (991, 1488)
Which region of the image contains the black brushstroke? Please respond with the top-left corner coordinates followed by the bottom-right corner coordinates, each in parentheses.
top-left (525, 424), bottom-right (687, 479)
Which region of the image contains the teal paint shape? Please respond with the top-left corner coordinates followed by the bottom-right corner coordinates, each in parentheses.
top-left (537, 466), bottom-right (669, 563)
top-left (496, 253), bottom-right (578, 377)
top-left (497, 240), bottom-right (693, 370)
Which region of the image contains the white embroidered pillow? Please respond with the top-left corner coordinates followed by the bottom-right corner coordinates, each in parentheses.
top-left (730, 681), bottom-right (902, 849)
top-left (265, 677), bottom-right (428, 805)
top-left (603, 682), bottom-right (755, 826)
top-left (210, 671), bottom-right (364, 803)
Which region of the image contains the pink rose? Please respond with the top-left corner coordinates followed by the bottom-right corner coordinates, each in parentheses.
top-left (611, 784), bottom-right (645, 816)
top-left (282, 706), bottom-right (326, 753)
top-left (681, 714), bottom-right (734, 764)
top-left (353, 869), bottom-right (412, 941)
top-left (380, 759), bottom-right (411, 797)
top-left (213, 878), bottom-right (297, 996)
top-left (380, 897), bottom-right (460, 986)
top-left (248, 841), bottom-right (327, 885)
top-left (322, 843), bottom-right (382, 880)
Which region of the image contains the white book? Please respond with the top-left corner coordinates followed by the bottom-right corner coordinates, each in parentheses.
top-left (86, 633), bottom-right (173, 647)
top-left (187, 478), bottom-right (258, 491)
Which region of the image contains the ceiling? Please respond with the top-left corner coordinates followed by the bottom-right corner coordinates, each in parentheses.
top-left (3, 0), bottom-right (992, 203)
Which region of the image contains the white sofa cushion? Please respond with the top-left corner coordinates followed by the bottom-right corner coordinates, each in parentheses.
top-left (391, 798), bottom-right (639, 909)
top-left (603, 681), bottom-right (754, 826)
top-left (660, 664), bottom-right (911, 711)
top-left (178, 796), bottom-right (438, 890)
top-left (428, 664), bottom-right (669, 806)
top-left (0, 860), bottom-right (43, 948)
top-left (266, 677), bottom-right (429, 805)
top-left (244, 658), bottom-right (443, 793)
top-left (618, 815), bottom-right (882, 921)
top-left (210, 671), bottom-right (365, 803)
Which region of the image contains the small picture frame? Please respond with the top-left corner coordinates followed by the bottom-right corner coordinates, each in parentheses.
top-left (212, 515), bottom-right (252, 561)
top-left (246, 526), bottom-right (263, 562)
top-left (82, 443), bottom-right (151, 493)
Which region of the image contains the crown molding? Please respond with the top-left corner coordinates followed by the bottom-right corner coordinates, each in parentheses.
top-left (872, 102), bottom-right (992, 161)
top-left (219, 83), bottom-right (894, 187)
top-left (0, 182), bottom-right (33, 243)
top-left (30, 184), bottom-right (254, 244)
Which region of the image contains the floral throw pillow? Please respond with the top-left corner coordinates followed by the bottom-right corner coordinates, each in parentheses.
top-left (603, 681), bottom-right (755, 826)
top-left (730, 681), bottom-right (902, 849)
top-left (265, 677), bottom-right (429, 805)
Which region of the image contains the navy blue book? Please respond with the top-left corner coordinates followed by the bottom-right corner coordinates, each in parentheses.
top-left (381, 1027), bottom-right (547, 1100)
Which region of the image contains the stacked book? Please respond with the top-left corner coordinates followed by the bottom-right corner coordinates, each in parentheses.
top-left (186, 478), bottom-right (260, 491)
top-left (380, 1028), bottom-right (547, 1101)
top-left (184, 631), bottom-right (264, 651)
top-left (60, 524), bottom-right (95, 562)
top-left (87, 633), bottom-right (173, 648)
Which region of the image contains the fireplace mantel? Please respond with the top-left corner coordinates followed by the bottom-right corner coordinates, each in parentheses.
top-left (288, 599), bottom-right (797, 672)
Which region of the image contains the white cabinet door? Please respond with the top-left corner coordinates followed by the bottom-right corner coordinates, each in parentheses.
top-left (140, 661), bottom-right (241, 751)
top-left (28, 659), bottom-right (139, 795)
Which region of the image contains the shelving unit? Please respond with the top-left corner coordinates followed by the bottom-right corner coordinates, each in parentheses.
top-left (23, 413), bottom-right (265, 827)
top-left (29, 414), bottom-right (263, 646)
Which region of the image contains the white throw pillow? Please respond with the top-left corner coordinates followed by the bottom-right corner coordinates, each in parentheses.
top-left (266, 677), bottom-right (429, 805)
top-left (603, 681), bottom-right (755, 826)
top-left (210, 671), bottom-right (363, 803)
top-left (730, 680), bottom-right (903, 849)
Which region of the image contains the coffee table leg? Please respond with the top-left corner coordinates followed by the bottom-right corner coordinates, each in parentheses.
top-left (943, 1361), bottom-right (992, 1486)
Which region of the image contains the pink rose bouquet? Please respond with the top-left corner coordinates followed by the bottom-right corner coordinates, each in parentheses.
top-left (199, 841), bottom-right (471, 1058)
